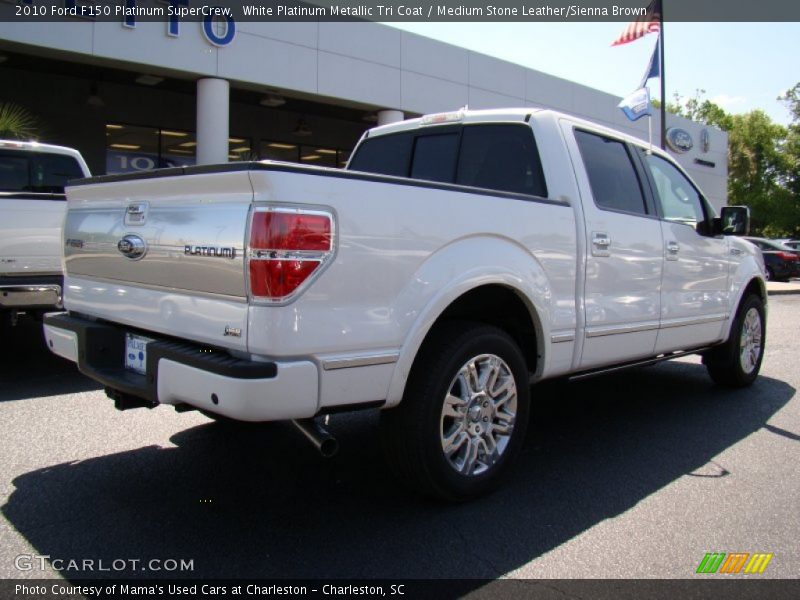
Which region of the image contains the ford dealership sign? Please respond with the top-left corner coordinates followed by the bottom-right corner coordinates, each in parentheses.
top-left (666, 128), bottom-right (694, 153)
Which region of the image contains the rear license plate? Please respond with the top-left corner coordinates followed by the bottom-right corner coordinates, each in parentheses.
top-left (125, 333), bottom-right (153, 375)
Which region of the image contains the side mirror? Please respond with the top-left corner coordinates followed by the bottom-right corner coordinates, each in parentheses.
top-left (718, 205), bottom-right (750, 236)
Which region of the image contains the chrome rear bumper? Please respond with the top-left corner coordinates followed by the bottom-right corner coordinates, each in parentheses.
top-left (0, 284), bottom-right (62, 309)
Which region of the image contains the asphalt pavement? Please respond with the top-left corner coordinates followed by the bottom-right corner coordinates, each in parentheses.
top-left (0, 297), bottom-right (798, 586)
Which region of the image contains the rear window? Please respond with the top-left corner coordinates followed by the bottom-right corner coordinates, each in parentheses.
top-left (348, 123), bottom-right (547, 197)
top-left (0, 150), bottom-right (84, 194)
top-left (574, 130), bottom-right (648, 216)
top-left (347, 132), bottom-right (413, 178)
top-left (410, 133), bottom-right (459, 183)
top-left (457, 125), bottom-right (547, 197)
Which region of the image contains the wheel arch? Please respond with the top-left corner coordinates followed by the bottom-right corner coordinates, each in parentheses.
top-left (724, 275), bottom-right (767, 342)
top-left (385, 281), bottom-right (546, 408)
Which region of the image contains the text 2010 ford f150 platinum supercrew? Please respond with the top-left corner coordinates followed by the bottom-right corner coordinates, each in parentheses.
top-left (44, 109), bottom-right (765, 500)
top-left (1, 140), bottom-right (90, 326)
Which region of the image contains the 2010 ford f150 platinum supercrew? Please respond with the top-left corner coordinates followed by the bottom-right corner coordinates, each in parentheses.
top-left (44, 109), bottom-right (765, 500)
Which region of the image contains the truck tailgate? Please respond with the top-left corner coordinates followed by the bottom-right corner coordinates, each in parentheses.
top-left (0, 193), bottom-right (65, 275)
top-left (63, 170), bottom-right (253, 350)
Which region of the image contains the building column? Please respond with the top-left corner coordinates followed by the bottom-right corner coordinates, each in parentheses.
top-left (377, 109), bottom-right (404, 126)
top-left (196, 78), bottom-right (229, 165)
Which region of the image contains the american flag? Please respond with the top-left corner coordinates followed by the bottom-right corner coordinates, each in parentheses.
top-left (611, 0), bottom-right (662, 46)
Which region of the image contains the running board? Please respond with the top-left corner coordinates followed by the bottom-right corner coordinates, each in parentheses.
top-left (566, 346), bottom-right (717, 382)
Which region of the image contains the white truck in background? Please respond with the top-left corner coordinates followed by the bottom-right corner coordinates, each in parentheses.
top-left (44, 109), bottom-right (764, 500)
top-left (0, 140), bottom-right (90, 326)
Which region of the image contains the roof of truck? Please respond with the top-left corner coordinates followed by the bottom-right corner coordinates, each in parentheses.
top-left (364, 107), bottom-right (674, 163)
top-left (0, 139), bottom-right (85, 158)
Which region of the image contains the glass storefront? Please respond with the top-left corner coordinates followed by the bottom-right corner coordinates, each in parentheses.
top-left (260, 141), bottom-right (351, 168)
top-left (106, 123), bottom-right (352, 174)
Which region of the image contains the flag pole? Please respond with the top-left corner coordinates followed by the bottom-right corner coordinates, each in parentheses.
top-left (648, 104), bottom-right (653, 155)
top-left (659, 2), bottom-right (666, 149)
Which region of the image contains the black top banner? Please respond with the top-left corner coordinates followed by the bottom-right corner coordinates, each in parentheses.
top-left (2, 0), bottom-right (800, 23)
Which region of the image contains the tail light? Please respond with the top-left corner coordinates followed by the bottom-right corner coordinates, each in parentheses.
top-left (248, 206), bottom-right (335, 303)
top-left (777, 251), bottom-right (798, 261)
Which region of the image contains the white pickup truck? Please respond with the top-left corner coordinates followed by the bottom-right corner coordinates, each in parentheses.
top-left (44, 109), bottom-right (765, 500)
top-left (1, 140), bottom-right (90, 326)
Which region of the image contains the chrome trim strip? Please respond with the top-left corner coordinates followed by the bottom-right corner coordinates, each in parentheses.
top-left (64, 276), bottom-right (248, 304)
top-left (659, 314), bottom-right (729, 329)
top-left (585, 321), bottom-right (660, 338)
top-left (322, 353), bottom-right (400, 371)
top-left (585, 314), bottom-right (729, 339)
top-left (550, 332), bottom-right (575, 343)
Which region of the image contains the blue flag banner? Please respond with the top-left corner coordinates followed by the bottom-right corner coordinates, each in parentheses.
top-left (639, 37), bottom-right (661, 88)
top-left (618, 87), bottom-right (652, 121)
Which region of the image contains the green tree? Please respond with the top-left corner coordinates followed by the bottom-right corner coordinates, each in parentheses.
top-left (0, 102), bottom-right (39, 140)
top-left (779, 83), bottom-right (800, 203)
top-left (667, 89), bottom-right (799, 237)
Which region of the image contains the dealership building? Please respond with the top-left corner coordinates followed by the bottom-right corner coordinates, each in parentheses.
top-left (0, 12), bottom-right (728, 208)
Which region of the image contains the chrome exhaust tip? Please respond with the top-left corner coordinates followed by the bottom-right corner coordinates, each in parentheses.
top-left (291, 418), bottom-right (339, 458)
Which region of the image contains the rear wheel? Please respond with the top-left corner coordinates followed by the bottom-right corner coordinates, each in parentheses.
top-left (381, 322), bottom-right (530, 501)
top-left (703, 294), bottom-right (765, 387)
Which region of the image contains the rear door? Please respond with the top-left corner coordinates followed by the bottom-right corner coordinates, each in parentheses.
top-left (564, 125), bottom-right (664, 369)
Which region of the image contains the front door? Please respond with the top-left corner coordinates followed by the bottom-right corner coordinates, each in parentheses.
top-left (637, 151), bottom-right (731, 352)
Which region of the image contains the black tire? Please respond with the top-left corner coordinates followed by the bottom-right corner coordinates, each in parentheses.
top-left (703, 294), bottom-right (766, 388)
top-left (380, 321), bottom-right (530, 501)
top-left (765, 267), bottom-right (773, 281)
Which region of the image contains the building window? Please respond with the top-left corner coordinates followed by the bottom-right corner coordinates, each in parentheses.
top-left (106, 123), bottom-right (251, 174)
top-left (261, 141), bottom-right (299, 162)
top-left (160, 128), bottom-right (197, 167)
top-left (106, 123), bottom-right (161, 173)
top-left (259, 140), bottom-right (351, 168)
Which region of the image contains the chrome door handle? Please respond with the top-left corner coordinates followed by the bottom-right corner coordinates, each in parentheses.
top-left (666, 241), bottom-right (680, 261)
top-left (592, 232), bottom-right (611, 257)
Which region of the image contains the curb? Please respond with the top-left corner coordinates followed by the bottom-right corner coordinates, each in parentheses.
top-left (767, 289), bottom-right (800, 296)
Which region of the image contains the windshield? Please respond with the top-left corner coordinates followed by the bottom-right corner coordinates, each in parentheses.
top-left (0, 150), bottom-right (84, 194)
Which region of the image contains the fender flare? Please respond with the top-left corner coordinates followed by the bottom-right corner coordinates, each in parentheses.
top-left (383, 237), bottom-right (560, 407)
top-left (723, 256), bottom-right (766, 342)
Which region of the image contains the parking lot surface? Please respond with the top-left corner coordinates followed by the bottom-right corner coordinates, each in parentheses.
top-left (1, 296), bottom-right (798, 582)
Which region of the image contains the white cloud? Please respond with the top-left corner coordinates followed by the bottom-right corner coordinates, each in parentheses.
top-left (709, 94), bottom-right (747, 108)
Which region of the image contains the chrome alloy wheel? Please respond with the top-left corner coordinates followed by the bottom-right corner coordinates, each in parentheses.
top-left (439, 354), bottom-right (518, 476)
top-left (739, 307), bottom-right (763, 375)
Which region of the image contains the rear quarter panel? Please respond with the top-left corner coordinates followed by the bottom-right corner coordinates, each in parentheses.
top-left (247, 169), bottom-right (578, 406)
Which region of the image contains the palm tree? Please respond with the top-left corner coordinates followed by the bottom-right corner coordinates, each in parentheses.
top-left (0, 102), bottom-right (39, 140)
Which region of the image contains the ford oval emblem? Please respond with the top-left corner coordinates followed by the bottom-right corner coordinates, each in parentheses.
top-left (117, 235), bottom-right (147, 260)
top-left (666, 127), bottom-right (694, 153)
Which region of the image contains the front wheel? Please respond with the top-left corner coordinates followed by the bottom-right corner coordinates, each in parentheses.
top-left (381, 322), bottom-right (530, 501)
top-left (703, 294), bottom-right (766, 387)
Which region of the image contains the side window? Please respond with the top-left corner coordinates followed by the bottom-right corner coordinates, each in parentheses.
top-left (574, 130), bottom-right (648, 216)
top-left (0, 154), bottom-right (30, 192)
top-left (410, 133), bottom-right (459, 183)
top-left (347, 132), bottom-right (413, 177)
top-left (643, 153), bottom-right (706, 227)
top-left (456, 124), bottom-right (547, 197)
top-left (34, 154), bottom-right (84, 192)
top-left (0, 151), bottom-right (82, 194)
